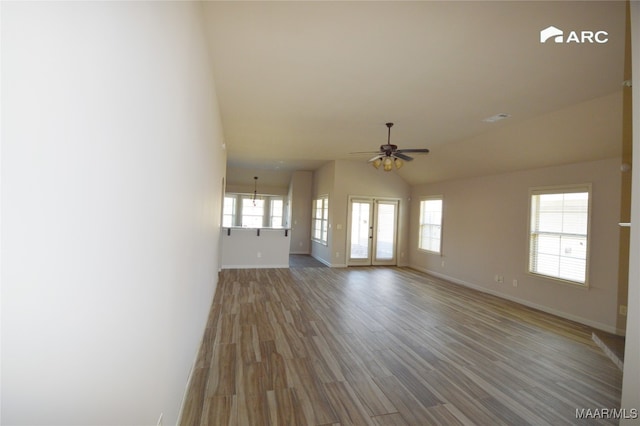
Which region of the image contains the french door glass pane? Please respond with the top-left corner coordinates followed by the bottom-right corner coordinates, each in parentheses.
top-left (350, 202), bottom-right (370, 259)
top-left (376, 203), bottom-right (396, 260)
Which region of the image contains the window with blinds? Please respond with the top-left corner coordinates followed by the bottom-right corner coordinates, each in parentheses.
top-left (222, 194), bottom-right (285, 228)
top-left (242, 198), bottom-right (265, 228)
top-left (223, 196), bottom-right (236, 227)
top-left (528, 185), bottom-right (591, 285)
top-left (419, 196), bottom-right (443, 253)
top-left (270, 199), bottom-right (284, 228)
top-left (312, 196), bottom-right (329, 244)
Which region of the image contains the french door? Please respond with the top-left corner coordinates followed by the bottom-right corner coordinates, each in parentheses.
top-left (347, 197), bottom-right (399, 266)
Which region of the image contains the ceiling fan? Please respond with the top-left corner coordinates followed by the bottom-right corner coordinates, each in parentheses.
top-left (351, 122), bottom-right (430, 171)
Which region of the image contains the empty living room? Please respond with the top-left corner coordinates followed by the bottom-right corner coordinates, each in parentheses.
top-left (2, 1), bottom-right (639, 425)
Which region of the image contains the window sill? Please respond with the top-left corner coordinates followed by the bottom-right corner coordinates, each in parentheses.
top-left (418, 248), bottom-right (441, 255)
top-left (527, 271), bottom-right (589, 289)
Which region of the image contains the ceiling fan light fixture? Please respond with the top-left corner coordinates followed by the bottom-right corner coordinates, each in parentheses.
top-left (383, 157), bottom-right (393, 171)
top-left (353, 122), bottom-right (430, 172)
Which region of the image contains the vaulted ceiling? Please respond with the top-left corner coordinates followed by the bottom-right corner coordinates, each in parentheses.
top-left (203, 1), bottom-right (626, 188)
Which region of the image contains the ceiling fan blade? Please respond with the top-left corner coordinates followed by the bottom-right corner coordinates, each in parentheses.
top-left (350, 151), bottom-right (383, 155)
top-left (368, 155), bottom-right (384, 162)
top-left (393, 152), bottom-right (414, 161)
top-left (396, 148), bottom-right (430, 154)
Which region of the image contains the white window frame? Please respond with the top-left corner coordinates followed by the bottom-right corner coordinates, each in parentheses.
top-left (312, 195), bottom-right (329, 245)
top-left (223, 196), bottom-right (236, 228)
top-left (270, 198), bottom-right (284, 228)
top-left (418, 196), bottom-right (443, 254)
top-left (528, 184), bottom-right (592, 287)
top-left (221, 193), bottom-right (286, 228)
top-left (241, 196), bottom-right (266, 228)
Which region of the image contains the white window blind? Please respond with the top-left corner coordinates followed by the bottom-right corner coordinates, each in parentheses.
top-left (222, 194), bottom-right (285, 228)
top-left (312, 196), bottom-right (329, 244)
top-left (242, 198), bottom-right (265, 228)
top-left (223, 196), bottom-right (236, 227)
top-left (270, 199), bottom-right (283, 228)
top-left (529, 186), bottom-right (590, 284)
top-left (419, 197), bottom-right (443, 253)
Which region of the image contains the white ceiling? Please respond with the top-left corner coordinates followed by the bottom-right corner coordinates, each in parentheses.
top-left (203, 1), bottom-right (626, 187)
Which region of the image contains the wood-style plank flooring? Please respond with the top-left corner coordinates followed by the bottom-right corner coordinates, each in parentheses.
top-left (289, 254), bottom-right (328, 269)
top-left (180, 266), bottom-right (622, 425)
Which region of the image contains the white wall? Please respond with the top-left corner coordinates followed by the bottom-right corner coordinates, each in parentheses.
top-left (410, 158), bottom-right (622, 333)
top-left (621, 0), bottom-right (640, 420)
top-left (221, 228), bottom-right (290, 268)
top-left (1, 2), bottom-right (226, 425)
top-left (312, 160), bottom-right (410, 267)
top-left (289, 171), bottom-right (313, 254)
top-left (226, 184), bottom-right (289, 197)
top-left (333, 160), bottom-right (411, 267)
top-left (311, 161), bottom-right (335, 264)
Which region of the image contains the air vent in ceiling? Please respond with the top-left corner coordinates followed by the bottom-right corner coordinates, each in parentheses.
top-left (482, 113), bottom-right (511, 123)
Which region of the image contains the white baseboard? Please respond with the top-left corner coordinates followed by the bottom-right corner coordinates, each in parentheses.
top-left (177, 277), bottom-right (220, 424)
top-left (177, 349), bottom-right (199, 425)
top-left (592, 332), bottom-right (624, 370)
top-left (289, 251), bottom-right (310, 255)
top-left (308, 254), bottom-right (348, 268)
top-left (221, 264), bottom-right (289, 269)
top-left (311, 254), bottom-right (331, 266)
top-left (410, 266), bottom-right (621, 335)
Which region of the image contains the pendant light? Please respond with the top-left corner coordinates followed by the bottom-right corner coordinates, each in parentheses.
top-left (253, 176), bottom-right (258, 206)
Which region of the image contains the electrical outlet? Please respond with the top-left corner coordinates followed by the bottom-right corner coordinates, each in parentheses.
top-left (335, 252), bottom-right (340, 258)
top-left (257, 252), bottom-right (262, 258)
top-left (441, 260), bottom-right (445, 268)
top-left (620, 305), bottom-right (627, 316)
top-left (513, 279), bottom-right (518, 287)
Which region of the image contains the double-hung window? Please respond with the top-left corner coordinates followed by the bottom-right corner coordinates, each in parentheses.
top-left (528, 185), bottom-right (591, 285)
top-left (241, 197), bottom-right (265, 228)
top-left (223, 196), bottom-right (236, 227)
top-left (419, 196), bottom-right (443, 253)
top-left (312, 196), bottom-right (329, 244)
top-left (270, 199), bottom-right (284, 228)
top-left (222, 194), bottom-right (285, 228)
